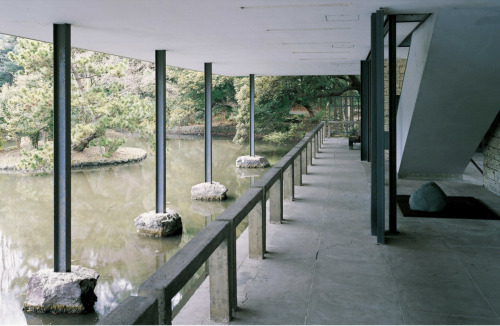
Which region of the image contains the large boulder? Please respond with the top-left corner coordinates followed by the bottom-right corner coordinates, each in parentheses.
top-left (409, 182), bottom-right (448, 212)
top-left (191, 182), bottom-right (228, 201)
top-left (134, 209), bottom-right (182, 237)
top-left (23, 265), bottom-right (99, 314)
top-left (235, 155), bottom-right (270, 168)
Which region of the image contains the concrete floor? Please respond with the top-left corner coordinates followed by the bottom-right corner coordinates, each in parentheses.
top-left (174, 137), bottom-right (500, 325)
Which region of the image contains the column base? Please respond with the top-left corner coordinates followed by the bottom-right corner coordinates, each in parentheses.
top-left (235, 155), bottom-right (270, 168)
top-left (23, 266), bottom-right (99, 314)
top-left (134, 209), bottom-right (182, 237)
top-left (191, 182), bottom-right (228, 201)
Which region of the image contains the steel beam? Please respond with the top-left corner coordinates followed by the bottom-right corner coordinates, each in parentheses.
top-left (205, 63), bottom-right (212, 183)
top-left (360, 60), bottom-right (370, 162)
top-left (156, 50), bottom-right (166, 213)
top-left (249, 74), bottom-right (255, 157)
top-left (389, 15), bottom-right (398, 234)
top-left (53, 23), bottom-right (71, 272)
top-left (370, 14), bottom-right (378, 237)
top-left (375, 10), bottom-right (386, 244)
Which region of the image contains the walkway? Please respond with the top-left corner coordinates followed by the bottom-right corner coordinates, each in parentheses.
top-left (174, 137), bottom-right (500, 325)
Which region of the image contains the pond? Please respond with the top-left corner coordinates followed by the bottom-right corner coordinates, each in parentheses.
top-left (0, 135), bottom-right (292, 324)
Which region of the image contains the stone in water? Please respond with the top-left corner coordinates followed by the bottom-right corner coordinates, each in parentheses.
top-left (191, 182), bottom-right (228, 201)
top-left (134, 209), bottom-right (182, 237)
top-left (409, 181), bottom-right (448, 212)
top-left (235, 155), bottom-right (270, 168)
top-left (23, 265), bottom-right (99, 314)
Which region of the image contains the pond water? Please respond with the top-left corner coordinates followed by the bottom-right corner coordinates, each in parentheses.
top-left (0, 135), bottom-right (291, 324)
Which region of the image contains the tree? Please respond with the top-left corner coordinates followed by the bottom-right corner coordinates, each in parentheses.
top-left (0, 35), bottom-right (22, 87)
top-left (166, 67), bottom-right (237, 126)
top-left (0, 39), bottom-right (52, 148)
top-left (233, 75), bottom-right (360, 143)
top-left (0, 38), bottom-right (154, 156)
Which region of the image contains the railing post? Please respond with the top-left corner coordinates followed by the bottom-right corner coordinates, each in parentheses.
top-left (308, 140), bottom-right (313, 166)
top-left (300, 151), bottom-right (305, 184)
top-left (269, 173), bottom-right (283, 224)
top-left (294, 156), bottom-right (301, 188)
top-left (208, 232), bottom-right (233, 322)
top-left (138, 287), bottom-right (171, 325)
top-left (248, 189), bottom-right (265, 259)
top-left (303, 146), bottom-right (308, 175)
top-left (316, 132), bottom-right (320, 154)
top-left (283, 165), bottom-right (293, 201)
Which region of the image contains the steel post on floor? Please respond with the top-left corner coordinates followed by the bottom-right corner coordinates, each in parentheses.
top-left (249, 74), bottom-right (255, 157)
top-left (205, 63), bottom-right (212, 183)
top-left (372, 10), bottom-right (385, 244)
top-left (53, 23), bottom-right (71, 272)
top-left (370, 14), bottom-right (377, 237)
top-left (360, 60), bottom-right (370, 162)
top-left (156, 50), bottom-right (166, 214)
top-left (389, 15), bottom-right (398, 234)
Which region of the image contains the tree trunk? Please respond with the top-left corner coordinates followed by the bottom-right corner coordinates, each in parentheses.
top-left (72, 132), bottom-right (97, 152)
top-left (31, 131), bottom-right (39, 149)
top-left (303, 104), bottom-right (315, 118)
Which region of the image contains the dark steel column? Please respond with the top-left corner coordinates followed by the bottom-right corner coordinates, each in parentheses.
top-left (360, 60), bottom-right (370, 162)
top-left (205, 63), bottom-right (212, 183)
top-left (249, 74), bottom-right (255, 157)
top-left (370, 14), bottom-right (378, 237)
top-left (389, 15), bottom-right (398, 234)
top-left (53, 24), bottom-right (71, 272)
top-left (156, 50), bottom-right (166, 214)
top-left (375, 10), bottom-right (385, 244)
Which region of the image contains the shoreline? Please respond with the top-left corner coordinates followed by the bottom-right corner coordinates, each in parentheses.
top-left (0, 146), bottom-right (148, 174)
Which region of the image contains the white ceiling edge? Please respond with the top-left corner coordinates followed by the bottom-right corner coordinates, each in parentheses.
top-left (0, 0), bottom-right (499, 76)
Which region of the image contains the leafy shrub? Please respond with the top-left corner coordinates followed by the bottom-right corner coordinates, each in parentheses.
top-left (263, 121), bottom-right (305, 144)
top-left (19, 143), bottom-right (53, 172)
top-left (90, 136), bottom-right (125, 158)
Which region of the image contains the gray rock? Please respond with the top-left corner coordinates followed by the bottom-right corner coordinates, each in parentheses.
top-left (409, 182), bottom-right (448, 212)
top-left (23, 265), bottom-right (99, 314)
top-left (191, 182), bottom-right (228, 201)
top-left (235, 155), bottom-right (270, 168)
top-left (134, 209), bottom-right (182, 237)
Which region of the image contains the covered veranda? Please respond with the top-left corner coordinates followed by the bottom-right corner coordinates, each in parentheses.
top-left (175, 137), bottom-right (500, 324)
top-left (1, 0), bottom-right (500, 324)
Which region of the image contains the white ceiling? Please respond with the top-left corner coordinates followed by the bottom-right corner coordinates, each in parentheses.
top-left (0, 0), bottom-right (499, 76)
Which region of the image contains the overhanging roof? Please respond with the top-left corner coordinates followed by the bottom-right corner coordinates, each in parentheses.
top-left (0, 0), bottom-right (499, 76)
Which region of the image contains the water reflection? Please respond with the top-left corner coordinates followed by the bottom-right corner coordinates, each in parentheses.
top-left (0, 136), bottom-right (291, 324)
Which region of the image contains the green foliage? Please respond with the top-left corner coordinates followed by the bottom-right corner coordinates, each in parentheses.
top-left (233, 75), bottom-right (359, 143)
top-left (0, 35), bottom-right (361, 172)
top-left (0, 35), bottom-right (22, 87)
top-left (166, 67), bottom-right (238, 126)
top-left (90, 136), bottom-right (125, 158)
top-left (263, 121), bottom-right (306, 145)
top-left (19, 143), bottom-right (54, 172)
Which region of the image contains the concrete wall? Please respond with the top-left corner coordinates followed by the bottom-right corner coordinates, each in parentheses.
top-left (396, 13), bottom-right (436, 172)
top-left (484, 113), bottom-right (500, 195)
top-left (397, 8), bottom-right (500, 179)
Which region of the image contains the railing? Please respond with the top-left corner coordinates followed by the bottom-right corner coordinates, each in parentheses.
top-left (98, 121), bottom-right (327, 325)
top-left (327, 96), bottom-right (361, 136)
